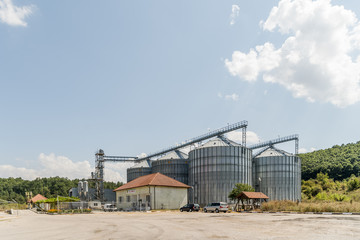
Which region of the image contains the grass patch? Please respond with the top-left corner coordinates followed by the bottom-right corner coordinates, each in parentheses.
top-left (0, 203), bottom-right (27, 211)
top-left (261, 200), bottom-right (360, 213)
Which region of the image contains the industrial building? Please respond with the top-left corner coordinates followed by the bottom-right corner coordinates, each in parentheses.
top-left (114, 172), bottom-right (190, 210)
top-left (69, 180), bottom-right (116, 207)
top-left (90, 121), bottom-right (302, 207)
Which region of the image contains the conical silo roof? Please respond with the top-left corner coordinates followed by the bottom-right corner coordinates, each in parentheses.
top-left (254, 146), bottom-right (293, 158)
top-left (158, 150), bottom-right (188, 160)
top-left (198, 136), bottom-right (241, 148)
top-left (130, 159), bottom-right (152, 169)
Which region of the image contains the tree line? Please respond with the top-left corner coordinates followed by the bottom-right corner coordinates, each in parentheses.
top-left (0, 177), bottom-right (123, 204)
top-left (299, 141), bottom-right (360, 181)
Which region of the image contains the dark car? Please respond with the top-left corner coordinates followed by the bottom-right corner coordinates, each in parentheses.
top-left (180, 203), bottom-right (200, 212)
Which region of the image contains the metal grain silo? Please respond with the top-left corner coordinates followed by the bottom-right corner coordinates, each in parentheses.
top-left (151, 150), bottom-right (189, 184)
top-left (252, 147), bottom-right (301, 201)
top-left (127, 160), bottom-right (152, 183)
top-left (188, 136), bottom-right (252, 206)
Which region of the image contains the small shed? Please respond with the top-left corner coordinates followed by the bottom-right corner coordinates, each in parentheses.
top-left (236, 192), bottom-right (269, 211)
top-left (27, 194), bottom-right (47, 204)
top-left (27, 194), bottom-right (48, 209)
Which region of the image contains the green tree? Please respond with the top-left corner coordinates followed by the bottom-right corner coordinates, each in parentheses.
top-left (228, 183), bottom-right (254, 202)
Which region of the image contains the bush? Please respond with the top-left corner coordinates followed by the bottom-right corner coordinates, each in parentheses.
top-left (347, 177), bottom-right (360, 191)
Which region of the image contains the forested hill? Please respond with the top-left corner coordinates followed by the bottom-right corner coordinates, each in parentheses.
top-left (0, 177), bottom-right (123, 203)
top-left (300, 141), bottom-right (360, 181)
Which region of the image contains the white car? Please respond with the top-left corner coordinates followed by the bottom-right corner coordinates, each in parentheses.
top-left (203, 202), bottom-right (229, 213)
top-left (103, 204), bottom-right (117, 212)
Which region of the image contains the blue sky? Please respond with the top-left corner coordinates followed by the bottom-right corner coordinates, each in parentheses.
top-left (1, 0), bottom-right (360, 182)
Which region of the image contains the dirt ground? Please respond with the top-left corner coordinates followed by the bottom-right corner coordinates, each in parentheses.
top-left (1, 210), bottom-right (360, 240)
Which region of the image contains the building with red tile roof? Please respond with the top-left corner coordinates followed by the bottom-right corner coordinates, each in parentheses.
top-left (114, 173), bottom-right (190, 211)
top-left (27, 194), bottom-right (47, 204)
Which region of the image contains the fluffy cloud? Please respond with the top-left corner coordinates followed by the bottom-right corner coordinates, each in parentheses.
top-left (226, 130), bottom-right (261, 145)
top-left (0, 0), bottom-right (34, 27)
top-left (230, 5), bottom-right (240, 25)
top-left (104, 162), bottom-right (136, 183)
top-left (0, 153), bottom-right (134, 183)
top-left (0, 153), bottom-right (93, 180)
top-left (225, 0), bottom-right (360, 107)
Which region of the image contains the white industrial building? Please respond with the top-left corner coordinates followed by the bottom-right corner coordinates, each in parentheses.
top-left (114, 172), bottom-right (190, 211)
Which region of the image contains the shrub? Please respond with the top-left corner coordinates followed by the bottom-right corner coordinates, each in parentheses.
top-left (347, 177), bottom-right (360, 191)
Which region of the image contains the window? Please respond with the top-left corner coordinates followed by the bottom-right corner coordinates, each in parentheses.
top-left (118, 196), bottom-right (123, 203)
top-left (146, 195), bottom-right (150, 202)
top-left (94, 203), bottom-right (98, 206)
top-left (127, 196), bottom-right (131, 202)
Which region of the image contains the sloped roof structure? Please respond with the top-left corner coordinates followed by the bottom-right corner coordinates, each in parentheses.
top-left (114, 172), bottom-right (190, 191)
top-left (254, 146), bottom-right (293, 158)
top-left (28, 194), bottom-right (47, 203)
top-left (237, 191), bottom-right (269, 199)
top-left (129, 159), bottom-right (152, 169)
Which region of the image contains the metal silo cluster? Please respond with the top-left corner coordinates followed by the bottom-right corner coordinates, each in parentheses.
top-left (120, 122), bottom-right (302, 204)
top-left (126, 135), bottom-right (302, 204)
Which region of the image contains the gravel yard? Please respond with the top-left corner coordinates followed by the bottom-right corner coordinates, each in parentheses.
top-left (1, 210), bottom-right (360, 240)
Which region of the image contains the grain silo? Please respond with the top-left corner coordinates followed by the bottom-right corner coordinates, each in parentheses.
top-left (127, 160), bottom-right (152, 183)
top-left (151, 150), bottom-right (189, 184)
top-left (188, 136), bottom-right (252, 206)
top-left (252, 146), bottom-right (301, 201)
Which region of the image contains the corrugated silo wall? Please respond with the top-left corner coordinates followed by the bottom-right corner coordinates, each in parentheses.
top-left (127, 167), bottom-right (152, 183)
top-left (188, 146), bottom-right (252, 206)
top-left (151, 159), bottom-right (188, 184)
top-left (252, 155), bottom-right (301, 201)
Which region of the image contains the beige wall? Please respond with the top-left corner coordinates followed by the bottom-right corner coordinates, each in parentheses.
top-left (115, 186), bottom-right (188, 210)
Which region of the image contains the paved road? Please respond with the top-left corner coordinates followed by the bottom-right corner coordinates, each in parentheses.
top-left (1, 210), bottom-right (360, 240)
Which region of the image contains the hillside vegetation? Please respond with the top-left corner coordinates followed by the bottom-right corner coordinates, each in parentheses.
top-left (0, 177), bottom-right (123, 204)
top-left (300, 141), bottom-right (360, 180)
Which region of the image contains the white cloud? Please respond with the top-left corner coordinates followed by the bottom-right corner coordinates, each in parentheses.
top-left (299, 147), bottom-right (317, 153)
top-left (225, 0), bottom-right (360, 107)
top-left (225, 93), bottom-right (239, 101)
top-left (0, 0), bottom-right (34, 27)
top-left (0, 153), bottom-right (131, 183)
top-left (230, 4), bottom-right (240, 25)
top-left (104, 162), bottom-right (134, 183)
top-left (218, 92), bottom-right (240, 101)
top-left (0, 153), bottom-right (93, 180)
top-left (0, 165), bottom-right (38, 179)
top-left (226, 130), bottom-right (261, 145)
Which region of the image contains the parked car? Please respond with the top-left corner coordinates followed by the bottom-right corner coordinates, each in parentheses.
top-left (180, 203), bottom-right (200, 212)
top-left (103, 204), bottom-right (117, 212)
top-left (203, 202), bottom-right (229, 213)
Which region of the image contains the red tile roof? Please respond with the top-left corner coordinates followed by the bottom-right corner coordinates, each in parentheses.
top-left (29, 194), bottom-right (47, 203)
top-left (237, 191), bottom-right (269, 199)
top-left (114, 172), bottom-right (190, 191)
